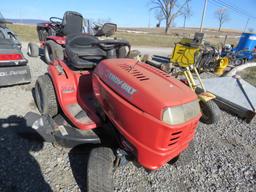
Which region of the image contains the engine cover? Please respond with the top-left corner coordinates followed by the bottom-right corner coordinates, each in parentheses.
top-left (93, 58), bottom-right (197, 119)
top-left (92, 58), bottom-right (200, 170)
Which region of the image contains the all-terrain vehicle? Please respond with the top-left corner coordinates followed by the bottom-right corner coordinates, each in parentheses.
top-left (26, 32), bottom-right (201, 191)
top-left (27, 11), bottom-right (118, 64)
top-left (0, 12), bottom-right (31, 87)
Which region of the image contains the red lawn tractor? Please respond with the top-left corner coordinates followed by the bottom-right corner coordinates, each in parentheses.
top-left (26, 33), bottom-right (201, 191)
top-left (28, 11), bottom-right (84, 64)
top-left (27, 11), bottom-right (117, 65)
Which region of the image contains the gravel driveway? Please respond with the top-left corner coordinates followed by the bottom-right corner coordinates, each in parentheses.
top-left (0, 44), bottom-right (255, 192)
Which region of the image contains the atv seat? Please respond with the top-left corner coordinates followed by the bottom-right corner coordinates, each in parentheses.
top-left (65, 34), bottom-right (107, 69)
top-left (62, 11), bottom-right (84, 36)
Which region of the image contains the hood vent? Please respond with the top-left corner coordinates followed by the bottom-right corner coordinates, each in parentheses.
top-left (119, 63), bottom-right (150, 81)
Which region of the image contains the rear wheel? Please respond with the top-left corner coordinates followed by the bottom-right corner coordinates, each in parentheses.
top-left (27, 42), bottom-right (39, 57)
top-left (234, 58), bottom-right (243, 66)
top-left (35, 74), bottom-right (58, 117)
top-left (44, 40), bottom-right (64, 64)
top-left (87, 147), bottom-right (115, 192)
top-left (199, 100), bottom-right (220, 124)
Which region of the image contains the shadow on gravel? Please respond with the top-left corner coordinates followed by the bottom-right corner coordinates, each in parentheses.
top-left (69, 145), bottom-right (97, 192)
top-left (0, 115), bottom-right (52, 192)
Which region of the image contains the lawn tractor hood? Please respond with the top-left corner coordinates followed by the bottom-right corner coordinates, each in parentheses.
top-left (93, 59), bottom-right (201, 170)
top-left (93, 59), bottom-right (198, 120)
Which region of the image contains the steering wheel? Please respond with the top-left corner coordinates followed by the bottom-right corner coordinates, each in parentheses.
top-left (49, 17), bottom-right (63, 25)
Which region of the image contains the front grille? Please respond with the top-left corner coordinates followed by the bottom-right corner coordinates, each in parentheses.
top-left (168, 131), bottom-right (182, 146)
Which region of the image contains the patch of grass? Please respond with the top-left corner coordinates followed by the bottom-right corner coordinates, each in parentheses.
top-left (116, 32), bottom-right (238, 48)
top-left (237, 67), bottom-right (256, 86)
top-left (116, 32), bottom-right (180, 47)
top-left (7, 24), bottom-right (38, 42)
top-left (5, 24), bottom-right (239, 47)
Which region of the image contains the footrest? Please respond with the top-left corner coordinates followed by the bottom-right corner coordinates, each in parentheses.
top-left (67, 103), bottom-right (94, 124)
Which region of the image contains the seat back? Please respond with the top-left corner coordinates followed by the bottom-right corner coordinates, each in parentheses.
top-left (62, 11), bottom-right (83, 36)
top-left (65, 34), bottom-right (107, 69)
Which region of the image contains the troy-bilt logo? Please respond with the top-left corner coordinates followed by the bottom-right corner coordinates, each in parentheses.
top-left (107, 70), bottom-right (137, 97)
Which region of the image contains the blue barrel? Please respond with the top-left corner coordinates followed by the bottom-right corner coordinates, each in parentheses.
top-left (235, 33), bottom-right (256, 51)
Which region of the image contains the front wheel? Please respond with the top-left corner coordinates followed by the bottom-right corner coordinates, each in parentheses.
top-left (34, 74), bottom-right (58, 117)
top-left (87, 147), bottom-right (115, 192)
top-left (199, 100), bottom-right (221, 124)
top-left (27, 42), bottom-right (39, 57)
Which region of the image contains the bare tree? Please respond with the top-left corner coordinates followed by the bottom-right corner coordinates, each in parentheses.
top-left (182, 4), bottom-right (192, 28)
top-left (214, 8), bottom-right (230, 32)
top-left (155, 11), bottom-right (164, 27)
top-left (150, 0), bottom-right (191, 34)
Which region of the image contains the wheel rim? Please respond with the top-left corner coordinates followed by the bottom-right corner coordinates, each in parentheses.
top-left (235, 59), bottom-right (242, 66)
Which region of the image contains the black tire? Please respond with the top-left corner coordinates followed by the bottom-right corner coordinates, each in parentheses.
top-left (44, 40), bottom-right (64, 64)
top-left (199, 100), bottom-right (221, 124)
top-left (87, 147), bottom-right (115, 192)
top-left (27, 42), bottom-right (39, 57)
top-left (35, 74), bottom-right (58, 117)
top-left (234, 58), bottom-right (243, 66)
top-left (168, 155), bottom-right (180, 165)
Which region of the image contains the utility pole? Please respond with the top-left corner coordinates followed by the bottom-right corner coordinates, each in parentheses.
top-left (200, 0), bottom-right (208, 32)
top-left (243, 18), bottom-right (250, 32)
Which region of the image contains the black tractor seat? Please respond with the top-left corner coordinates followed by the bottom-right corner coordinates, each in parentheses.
top-left (65, 34), bottom-right (131, 70)
top-left (62, 11), bottom-right (84, 36)
top-left (65, 34), bottom-right (107, 69)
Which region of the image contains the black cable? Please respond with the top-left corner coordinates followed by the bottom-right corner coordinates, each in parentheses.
top-left (209, 0), bottom-right (256, 20)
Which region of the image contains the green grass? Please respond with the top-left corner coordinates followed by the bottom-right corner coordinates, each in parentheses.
top-left (116, 32), bottom-right (180, 47)
top-left (238, 67), bottom-right (256, 86)
top-left (7, 24), bottom-right (38, 42)
top-left (6, 24), bottom-right (239, 47)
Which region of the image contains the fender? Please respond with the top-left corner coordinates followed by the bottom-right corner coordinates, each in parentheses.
top-left (48, 60), bottom-right (100, 130)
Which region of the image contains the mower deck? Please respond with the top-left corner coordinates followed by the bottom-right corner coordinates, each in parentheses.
top-left (25, 112), bottom-right (101, 148)
top-left (202, 76), bottom-right (256, 123)
top-left (0, 65), bottom-right (31, 87)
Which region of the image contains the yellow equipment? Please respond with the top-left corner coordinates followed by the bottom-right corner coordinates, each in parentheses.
top-left (215, 57), bottom-right (229, 76)
top-left (170, 36), bottom-right (221, 124)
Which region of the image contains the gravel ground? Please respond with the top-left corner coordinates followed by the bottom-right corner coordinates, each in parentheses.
top-left (0, 44), bottom-right (255, 192)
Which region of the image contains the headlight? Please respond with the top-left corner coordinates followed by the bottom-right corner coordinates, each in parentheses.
top-left (162, 100), bottom-right (201, 125)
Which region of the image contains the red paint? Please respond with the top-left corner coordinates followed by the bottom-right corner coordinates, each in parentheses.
top-left (0, 54), bottom-right (23, 61)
